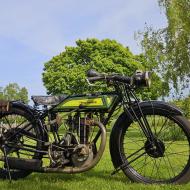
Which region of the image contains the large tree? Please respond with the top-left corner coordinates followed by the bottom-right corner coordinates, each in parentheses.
top-left (139, 0), bottom-right (190, 90)
top-left (0, 87), bottom-right (3, 99)
top-left (43, 38), bottom-right (168, 99)
top-left (1, 83), bottom-right (29, 103)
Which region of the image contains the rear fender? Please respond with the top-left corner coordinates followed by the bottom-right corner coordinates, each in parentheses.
top-left (11, 101), bottom-right (36, 116)
top-left (11, 101), bottom-right (48, 143)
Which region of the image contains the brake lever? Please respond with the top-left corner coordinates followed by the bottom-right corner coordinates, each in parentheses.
top-left (86, 78), bottom-right (107, 87)
top-left (86, 78), bottom-right (94, 86)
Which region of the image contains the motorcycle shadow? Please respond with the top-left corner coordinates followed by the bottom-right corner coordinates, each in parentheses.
top-left (30, 169), bottom-right (130, 184)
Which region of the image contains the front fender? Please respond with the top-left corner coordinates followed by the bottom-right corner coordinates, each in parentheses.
top-left (121, 100), bottom-right (183, 124)
top-left (131, 100), bottom-right (183, 116)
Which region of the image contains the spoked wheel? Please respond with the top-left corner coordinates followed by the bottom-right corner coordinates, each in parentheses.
top-left (110, 108), bottom-right (190, 184)
top-left (0, 107), bottom-right (43, 180)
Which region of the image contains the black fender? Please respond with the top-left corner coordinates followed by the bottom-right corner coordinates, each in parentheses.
top-left (11, 101), bottom-right (37, 116)
top-left (127, 100), bottom-right (183, 118)
top-left (11, 101), bottom-right (48, 143)
top-left (115, 100), bottom-right (183, 129)
top-left (112, 100), bottom-right (183, 134)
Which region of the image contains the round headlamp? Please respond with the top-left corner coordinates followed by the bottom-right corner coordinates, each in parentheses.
top-left (132, 70), bottom-right (151, 88)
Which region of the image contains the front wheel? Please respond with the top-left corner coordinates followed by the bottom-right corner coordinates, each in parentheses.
top-left (110, 107), bottom-right (190, 184)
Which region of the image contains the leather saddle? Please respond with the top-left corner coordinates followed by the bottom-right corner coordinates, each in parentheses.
top-left (31, 95), bottom-right (67, 106)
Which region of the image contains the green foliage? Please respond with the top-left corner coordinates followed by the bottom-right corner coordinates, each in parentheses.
top-left (0, 87), bottom-right (3, 100)
top-left (18, 87), bottom-right (29, 104)
top-left (0, 83), bottom-right (29, 103)
top-left (172, 96), bottom-right (190, 118)
top-left (134, 54), bottom-right (169, 100)
top-left (139, 0), bottom-right (190, 90)
top-left (43, 38), bottom-right (167, 99)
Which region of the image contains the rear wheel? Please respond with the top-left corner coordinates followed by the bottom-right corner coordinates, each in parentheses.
top-left (0, 107), bottom-right (43, 179)
top-left (110, 108), bottom-right (190, 184)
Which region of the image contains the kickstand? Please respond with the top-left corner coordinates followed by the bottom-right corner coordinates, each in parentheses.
top-left (3, 146), bottom-right (12, 183)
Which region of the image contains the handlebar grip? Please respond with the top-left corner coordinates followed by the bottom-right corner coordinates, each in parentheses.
top-left (87, 76), bottom-right (106, 83)
top-left (87, 69), bottom-right (102, 77)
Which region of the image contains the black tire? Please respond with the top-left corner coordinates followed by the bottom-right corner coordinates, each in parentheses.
top-left (110, 107), bottom-right (190, 184)
top-left (0, 106), bottom-right (43, 180)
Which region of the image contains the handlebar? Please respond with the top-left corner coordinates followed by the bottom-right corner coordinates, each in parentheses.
top-left (87, 75), bottom-right (131, 84)
top-left (86, 69), bottom-right (151, 88)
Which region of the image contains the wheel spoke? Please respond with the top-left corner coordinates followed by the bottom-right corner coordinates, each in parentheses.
top-left (124, 137), bottom-right (144, 148)
top-left (4, 116), bottom-right (12, 129)
top-left (143, 154), bottom-right (148, 177)
top-left (165, 154), bottom-right (176, 177)
top-left (156, 118), bottom-right (169, 137)
top-left (156, 158), bottom-right (163, 180)
top-left (166, 150), bottom-right (189, 156)
top-left (150, 158), bottom-right (156, 178)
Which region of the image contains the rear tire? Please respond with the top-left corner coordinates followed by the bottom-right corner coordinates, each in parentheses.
top-left (110, 107), bottom-right (190, 184)
top-left (0, 106), bottom-right (43, 180)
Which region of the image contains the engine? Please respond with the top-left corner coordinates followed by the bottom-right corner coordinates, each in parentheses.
top-left (48, 112), bottom-right (101, 168)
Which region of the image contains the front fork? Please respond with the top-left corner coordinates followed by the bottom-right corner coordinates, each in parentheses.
top-left (127, 103), bottom-right (156, 142)
top-left (93, 102), bottom-right (156, 144)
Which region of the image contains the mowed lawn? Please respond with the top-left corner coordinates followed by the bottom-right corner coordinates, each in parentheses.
top-left (0, 136), bottom-right (190, 190)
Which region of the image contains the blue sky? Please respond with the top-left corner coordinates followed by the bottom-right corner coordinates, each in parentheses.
top-left (0, 0), bottom-right (166, 101)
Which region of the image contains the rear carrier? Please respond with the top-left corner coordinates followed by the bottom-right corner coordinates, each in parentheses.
top-left (55, 95), bottom-right (117, 111)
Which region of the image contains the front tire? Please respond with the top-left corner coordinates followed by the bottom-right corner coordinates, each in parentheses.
top-left (110, 107), bottom-right (190, 184)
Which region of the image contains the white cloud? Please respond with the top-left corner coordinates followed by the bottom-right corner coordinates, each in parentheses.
top-left (0, 0), bottom-right (166, 56)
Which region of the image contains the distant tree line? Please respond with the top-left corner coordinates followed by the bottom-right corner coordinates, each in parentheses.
top-left (0, 83), bottom-right (29, 103)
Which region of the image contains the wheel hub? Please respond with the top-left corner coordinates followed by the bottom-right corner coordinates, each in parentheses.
top-left (145, 139), bottom-right (165, 158)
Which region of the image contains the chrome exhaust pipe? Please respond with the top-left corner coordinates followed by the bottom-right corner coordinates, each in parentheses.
top-left (44, 120), bottom-right (106, 174)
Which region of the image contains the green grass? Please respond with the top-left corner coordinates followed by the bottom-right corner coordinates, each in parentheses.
top-left (0, 137), bottom-right (190, 190)
top-left (1, 112), bottom-right (190, 190)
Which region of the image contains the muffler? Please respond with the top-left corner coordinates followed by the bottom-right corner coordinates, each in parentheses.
top-left (0, 157), bottom-right (43, 172)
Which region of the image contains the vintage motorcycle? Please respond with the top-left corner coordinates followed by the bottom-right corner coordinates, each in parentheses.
top-left (0, 69), bottom-right (190, 184)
